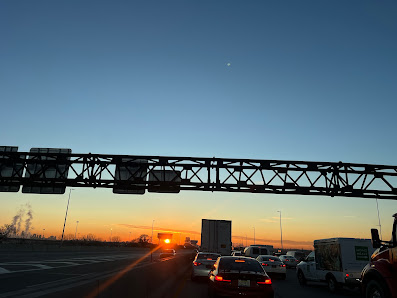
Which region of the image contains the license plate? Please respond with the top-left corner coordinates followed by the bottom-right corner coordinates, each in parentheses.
top-left (238, 280), bottom-right (250, 287)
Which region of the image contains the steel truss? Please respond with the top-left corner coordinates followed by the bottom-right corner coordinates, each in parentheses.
top-left (1, 151), bottom-right (397, 199)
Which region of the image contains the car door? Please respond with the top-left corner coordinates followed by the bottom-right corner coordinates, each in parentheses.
top-left (303, 252), bottom-right (317, 280)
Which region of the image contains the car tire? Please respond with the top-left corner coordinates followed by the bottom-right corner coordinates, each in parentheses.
top-left (327, 275), bottom-right (340, 293)
top-left (297, 270), bottom-right (306, 286)
top-left (366, 280), bottom-right (389, 298)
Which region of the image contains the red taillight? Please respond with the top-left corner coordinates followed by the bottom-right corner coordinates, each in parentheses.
top-left (346, 273), bottom-right (349, 277)
top-left (261, 263), bottom-right (268, 266)
top-left (215, 276), bottom-right (231, 282)
top-left (257, 279), bottom-right (272, 285)
top-left (193, 261), bottom-right (202, 266)
top-left (281, 264), bottom-right (286, 267)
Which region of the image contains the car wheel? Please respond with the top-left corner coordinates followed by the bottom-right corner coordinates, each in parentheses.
top-left (366, 280), bottom-right (389, 298)
top-left (327, 275), bottom-right (339, 293)
top-left (297, 270), bottom-right (306, 286)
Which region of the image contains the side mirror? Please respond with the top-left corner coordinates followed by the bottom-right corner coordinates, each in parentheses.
top-left (371, 228), bottom-right (381, 248)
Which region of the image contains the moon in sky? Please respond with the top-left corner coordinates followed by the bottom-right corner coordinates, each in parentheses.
top-left (227, 63), bottom-right (231, 67)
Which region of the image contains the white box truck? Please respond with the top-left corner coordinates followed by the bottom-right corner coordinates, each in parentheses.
top-left (296, 238), bottom-right (374, 293)
top-left (201, 219), bottom-right (232, 255)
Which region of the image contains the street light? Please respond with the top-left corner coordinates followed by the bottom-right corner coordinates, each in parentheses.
top-left (253, 227), bottom-right (255, 245)
top-left (75, 221), bottom-right (79, 239)
top-left (42, 228), bottom-right (45, 239)
top-left (277, 211), bottom-right (283, 250)
top-left (151, 220), bottom-right (155, 243)
top-left (110, 228), bottom-right (113, 242)
top-left (61, 188), bottom-right (75, 244)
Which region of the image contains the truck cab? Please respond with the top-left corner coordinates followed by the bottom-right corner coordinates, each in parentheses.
top-left (361, 213), bottom-right (397, 298)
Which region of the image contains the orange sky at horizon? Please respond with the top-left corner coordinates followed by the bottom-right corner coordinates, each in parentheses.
top-left (1, 188), bottom-right (396, 251)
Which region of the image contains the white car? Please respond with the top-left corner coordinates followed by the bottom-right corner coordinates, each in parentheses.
top-left (159, 249), bottom-right (175, 258)
top-left (279, 255), bottom-right (299, 268)
top-left (256, 255), bottom-right (286, 279)
top-left (231, 251), bottom-right (243, 256)
top-left (191, 252), bottom-right (220, 281)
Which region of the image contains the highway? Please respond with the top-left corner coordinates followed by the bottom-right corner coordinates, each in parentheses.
top-left (0, 249), bottom-right (363, 298)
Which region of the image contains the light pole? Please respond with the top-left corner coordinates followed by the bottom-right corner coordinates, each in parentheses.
top-left (75, 221), bottom-right (79, 239)
top-left (61, 188), bottom-right (74, 244)
top-left (151, 220), bottom-right (155, 262)
top-left (253, 227), bottom-right (255, 245)
top-left (376, 198), bottom-right (383, 239)
top-left (129, 231), bottom-right (131, 241)
top-left (151, 220), bottom-right (155, 244)
top-left (42, 228), bottom-right (45, 239)
top-left (110, 228), bottom-right (113, 242)
top-left (277, 211), bottom-right (283, 250)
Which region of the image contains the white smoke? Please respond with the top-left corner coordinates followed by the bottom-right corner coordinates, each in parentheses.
top-left (9, 204), bottom-right (34, 238)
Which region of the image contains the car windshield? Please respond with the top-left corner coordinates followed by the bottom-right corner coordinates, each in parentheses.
top-left (219, 258), bottom-right (264, 273)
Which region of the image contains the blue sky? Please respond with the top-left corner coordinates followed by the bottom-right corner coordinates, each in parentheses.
top-left (1, 1), bottom-right (397, 247)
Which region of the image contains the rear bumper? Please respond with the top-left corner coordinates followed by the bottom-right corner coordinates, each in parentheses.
top-left (212, 284), bottom-right (274, 298)
top-left (192, 266), bottom-right (211, 277)
top-left (345, 277), bottom-right (361, 287)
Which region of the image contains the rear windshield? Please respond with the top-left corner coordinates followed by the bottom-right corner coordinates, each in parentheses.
top-left (197, 254), bottom-right (220, 260)
top-left (260, 248), bottom-right (269, 255)
top-left (219, 258), bottom-right (264, 273)
top-left (260, 256), bottom-right (280, 262)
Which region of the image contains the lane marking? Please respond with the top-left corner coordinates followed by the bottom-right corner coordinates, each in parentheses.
top-left (0, 267), bottom-right (10, 274)
top-left (0, 258), bottom-right (156, 298)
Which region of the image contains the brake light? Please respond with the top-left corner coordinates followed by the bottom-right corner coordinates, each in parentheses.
top-left (280, 264), bottom-right (286, 267)
top-left (235, 260), bottom-right (245, 263)
top-left (346, 273), bottom-right (349, 277)
top-left (193, 261), bottom-right (202, 266)
top-left (215, 276), bottom-right (231, 282)
top-left (257, 279), bottom-right (272, 285)
top-left (261, 263), bottom-right (268, 266)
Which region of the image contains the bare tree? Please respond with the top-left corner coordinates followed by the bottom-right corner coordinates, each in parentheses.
top-left (138, 234), bottom-right (149, 243)
top-left (0, 224), bottom-right (14, 242)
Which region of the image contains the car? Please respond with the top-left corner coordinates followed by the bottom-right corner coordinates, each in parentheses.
top-left (256, 255), bottom-right (286, 280)
top-left (279, 255), bottom-right (299, 268)
top-left (244, 245), bottom-right (274, 258)
top-left (231, 250), bottom-right (243, 256)
top-left (191, 252), bottom-right (221, 281)
top-left (159, 249), bottom-right (176, 258)
top-left (208, 256), bottom-right (274, 298)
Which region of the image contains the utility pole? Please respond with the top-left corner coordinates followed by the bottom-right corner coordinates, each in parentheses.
top-left (61, 189), bottom-right (74, 244)
top-left (277, 210), bottom-right (283, 250)
top-left (75, 221), bottom-right (79, 239)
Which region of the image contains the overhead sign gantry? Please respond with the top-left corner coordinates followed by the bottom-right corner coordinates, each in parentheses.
top-left (0, 146), bottom-right (396, 199)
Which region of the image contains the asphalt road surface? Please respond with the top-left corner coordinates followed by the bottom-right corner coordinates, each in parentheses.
top-left (0, 250), bottom-right (363, 298)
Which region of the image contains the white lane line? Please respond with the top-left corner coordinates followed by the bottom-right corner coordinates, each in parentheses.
top-left (0, 254), bottom-right (141, 274)
top-left (0, 259), bottom-right (154, 298)
top-left (0, 267), bottom-right (10, 274)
